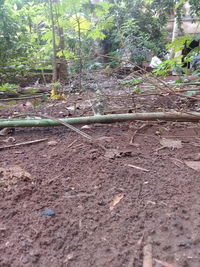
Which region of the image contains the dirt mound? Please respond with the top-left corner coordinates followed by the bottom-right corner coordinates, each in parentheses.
top-left (0, 121), bottom-right (200, 266)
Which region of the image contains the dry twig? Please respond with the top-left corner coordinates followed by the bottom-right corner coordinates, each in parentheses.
top-left (127, 164), bottom-right (150, 172)
top-left (0, 138), bottom-right (47, 150)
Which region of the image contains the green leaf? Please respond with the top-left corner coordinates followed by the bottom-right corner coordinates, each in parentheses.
top-left (26, 89), bottom-right (40, 94)
top-left (0, 105), bottom-right (7, 109)
top-left (7, 100), bottom-right (16, 105)
top-left (33, 100), bottom-right (42, 107)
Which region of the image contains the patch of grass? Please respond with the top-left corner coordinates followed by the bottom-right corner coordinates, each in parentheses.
top-left (120, 78), bottom-right (142, 86)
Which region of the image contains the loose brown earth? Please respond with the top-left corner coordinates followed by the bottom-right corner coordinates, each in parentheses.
top-left (0, 71), bottom-right (200, 267)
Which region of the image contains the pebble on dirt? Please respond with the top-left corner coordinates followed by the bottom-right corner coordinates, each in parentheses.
top-left (47, 140), bottom-right (58, 146)
top-left (41, 208), bottom-right (55, 217)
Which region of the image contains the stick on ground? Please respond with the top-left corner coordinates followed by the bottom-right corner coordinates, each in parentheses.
top-left (0, 138), bottom-right (48, 150)
top-left (127, 164), bottom-right (150, 172)
top-left (143, 236), bottom-right (153, 267)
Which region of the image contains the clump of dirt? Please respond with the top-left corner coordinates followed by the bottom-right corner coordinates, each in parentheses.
top-left (0, 166), bottom-right (32, 191)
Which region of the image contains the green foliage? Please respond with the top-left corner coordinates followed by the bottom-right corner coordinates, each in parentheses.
top-left (51, 81), bottom-right (61, 88)
top-left (103, 0), bottom-right (168, 65)
top-left (26, 88), bottom-right (40, 94)
top-left (7, 100), bottom-right (17, 105)
top-left (0, 83), bottom-right (19, 93)
top-left (153, 56), bottom-right (184, 76)
top-left (33, 100), bottom-right (42, 107)
top-left (0, 105), bottom-right (7, 109)
top-left (120, 78), bottom-right (142, 86)
top-left (106, 51), bottom-right (121, 68)
top-left (0, 0), bottom-right (199, 83)
top-left (167, 35), bottom-right (193, 53)
top-left (132, 87), bottom-right (144, 94)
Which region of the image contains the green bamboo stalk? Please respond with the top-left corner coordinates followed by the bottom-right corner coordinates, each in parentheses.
top-left (0, 112), bottom-right (200, 128)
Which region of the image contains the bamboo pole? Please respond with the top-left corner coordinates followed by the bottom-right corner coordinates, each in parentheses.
top-left (0, 112), bottom-right (200, 128)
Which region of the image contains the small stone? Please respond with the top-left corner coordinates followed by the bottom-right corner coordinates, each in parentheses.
top-left (0, 128), bottom-right (14, 136)
top-left (22, 255), bottom-right (29, 264)
top-left (63, 253), bottom-right (74, 263)
top-left (47, 140), bottom-right (58, 146)
top-left (41, 208), bottom-right (55, 217)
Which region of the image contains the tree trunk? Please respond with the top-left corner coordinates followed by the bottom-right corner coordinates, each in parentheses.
top-left (49, 0), bottom-right (57, 82)
top-left (169, 17), bottom-right (180, 59)
top-left (56, 27), bottom-right (68, 84)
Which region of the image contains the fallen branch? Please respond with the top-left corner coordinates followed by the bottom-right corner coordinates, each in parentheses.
top-left (1, 111), bottom-right (200, 129)
top-left (0, 138), bottom-right (48, 150)
top-left (0, 94), bottom-right (47, 101)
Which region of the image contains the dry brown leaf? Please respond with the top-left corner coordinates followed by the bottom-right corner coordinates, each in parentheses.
top-left (160, 138), bottom-right (182, 149)
top-left (110, 194), bottom-right (124, 211)
top-left (184, 161), bottom-right (200, 171)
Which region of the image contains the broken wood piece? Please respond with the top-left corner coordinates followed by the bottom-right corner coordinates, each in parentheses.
top-left (70, 143), bottom-right (84, 149)
top-left (143, 236), bottom-right (153, 267)
top-left (128, 164), bottom-right (150, 172)
top-left (67, 139), bottom-right (78, 148)
top-left (170, 158), bottom-right (184, 168)
top-left (0, 138), bottom-right (47, 150)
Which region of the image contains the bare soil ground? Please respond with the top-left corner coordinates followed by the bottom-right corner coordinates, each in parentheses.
top-left (0, 71), bottom-right (200, 267)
